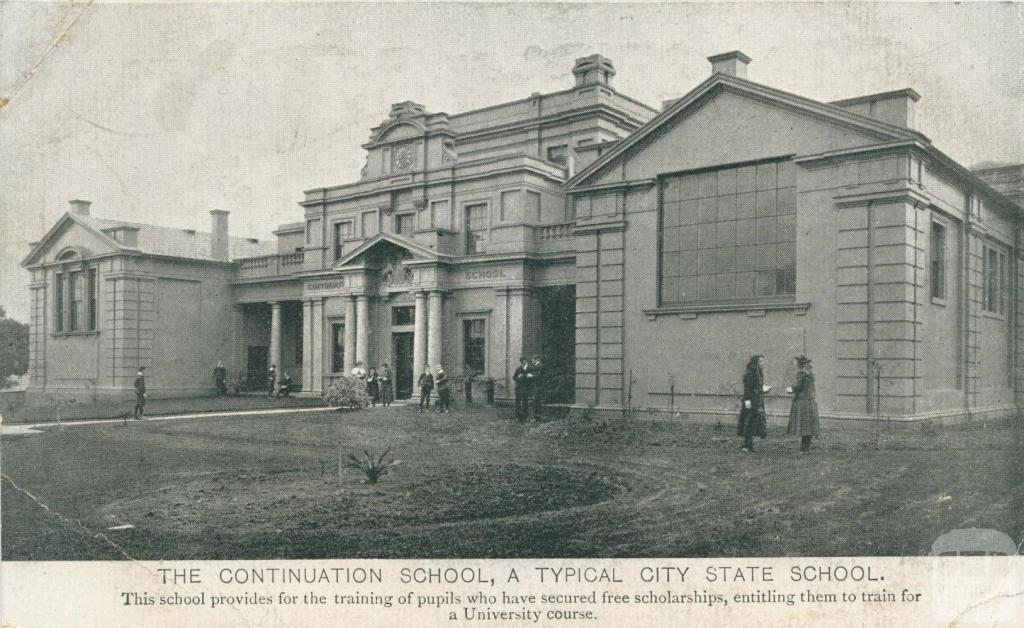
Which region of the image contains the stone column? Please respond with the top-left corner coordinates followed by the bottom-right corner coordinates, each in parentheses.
top-left (428, 290), bottom-right (444, 370)
top-left (311, 298), bottom-right (324, 392)
top-left (230, 304), bottom-right (245, 386)
top-left (301, 300), bottom-right (313, 391)
top-left (413, 291), bottom-right (428, 385)
top-left (356, 294), bottom-right (370, 367)
top-left (269, 301), bottom-right (282, 372)
top-left (343, 296), bottom-right (356, 373)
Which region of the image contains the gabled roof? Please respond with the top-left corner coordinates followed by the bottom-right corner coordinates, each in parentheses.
top-left (23, 212), bottom-right (275, 267)
top-left (567, 73), bottom-right (928, 190)
top-left (332, 231), bottom-right (451, 269)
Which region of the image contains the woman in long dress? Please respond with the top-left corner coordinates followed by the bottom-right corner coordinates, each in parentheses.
top-left (786, 355), bottom-right (820, 453)
top-left (379, 363), bottom-right (394, 407)
top-left (737, 354), bottom-right (770, 453)
top-left (366, 367), bottom-right (380, 407)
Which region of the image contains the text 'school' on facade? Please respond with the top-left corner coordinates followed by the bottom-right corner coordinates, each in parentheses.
top-left (22, 51), bottom-right (1024, 423)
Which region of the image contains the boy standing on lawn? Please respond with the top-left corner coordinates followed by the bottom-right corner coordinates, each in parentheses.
top-left (513, 357), bottom-right (530, 421)
top-left (133, 367), bottom-right (146, 420)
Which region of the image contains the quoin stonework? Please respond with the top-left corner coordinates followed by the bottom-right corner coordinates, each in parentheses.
top-left (21, 52), bottom-right (1024, 423)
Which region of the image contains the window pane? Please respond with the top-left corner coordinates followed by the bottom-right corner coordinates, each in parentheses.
top-left (697, 223), bottom-right (716, 249)
top-left (717, 194), bottom-right (737, 221)
top-left (755, 243), bottom-right (776, 270)
top-left (777, 187), bottom-right (797, 215)
top-left (697, 275), bottom-right (716, 301)
top-left (678, 276), bottom-right (696, 301)
top-left (662, 226), bottom-right (680, 252)
top-left (755, 217), bottom-right (777, 244)
top-left (663, 202), bottom-right (681, 228)
top-left (679, 226), bottom-right (698, 250)
top-left (716, 273), bottom-right (736, 301)
top-left (755, 189), bottom-right (776, 217)
top-left (697, 171), bottom-right (718, 198)
top-left (718, 246), bottom-right (737, 273)
top-left (736, 246), bottom-right (757, 272)
top-left (717, 220), bottom-right (736, 248)
top-left (777, 214), bottom-right (797, 242)
top-left (756, 162), bottom-right (777, 190)
top-left (756, 270), bottom-right (776, 296)
top-left (698, 249), bottom-right (717, 275)
top-left (679, 175), bottom-right (699, 200)
top-left (736, 219), bottom-right (757, 246)
top-left (736, 272), bottom-right (755, 298)
top-left (663, 178), bottom-right (681, 202)
top-left (717, 168), bottom-right (737, 196)
top-left (698, 196), bottom-right (717, 223)
top-left (679, 199), bottom-right (698, 225)
top-left (55, 273), bottom-right (65, 332)
top-left (736, 166), bottom-right (756, 193)
top-left (736, 192), bottom-right (755, 219)
top-left (463, 319), bottom-right (486, 374)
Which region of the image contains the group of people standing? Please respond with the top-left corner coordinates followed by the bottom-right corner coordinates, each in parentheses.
top-left (513, 355), bottom-right (544, 422)
top-left (350, 361), bottom-right (395, 408)
top-left (737, 354), bottom-right (820, 453)
top-left (415, 365), bottom-right (451, 414)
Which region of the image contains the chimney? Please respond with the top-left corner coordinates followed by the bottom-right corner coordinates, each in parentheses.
top-left (830, 89), bottom-right (921, 129)
top-left (707, 51), bottom-right (752, 79)
top-left (572, 54), bottom-right (616, 88)
top-left (68, 199), bottom-right (91, 216)
top-left (210, 210), bottom-right (230, 261)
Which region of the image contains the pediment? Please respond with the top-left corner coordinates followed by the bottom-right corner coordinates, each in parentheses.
top-left (22, 213), bottom-right (124, 267)
top-left (332, 232), bottom-right (445, 270)
top-left (568, 74), bottom-right (921, 190)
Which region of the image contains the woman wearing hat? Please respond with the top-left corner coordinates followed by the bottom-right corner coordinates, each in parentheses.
top-left (786, 355), bottom-right (820, 453)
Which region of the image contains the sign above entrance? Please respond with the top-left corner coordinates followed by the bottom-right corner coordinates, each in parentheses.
top-left (305, 278), bottom-right (347, 294)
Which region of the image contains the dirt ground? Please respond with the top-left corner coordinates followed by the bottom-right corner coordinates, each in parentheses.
top-left (2, 405), bottom-right (1021, 559)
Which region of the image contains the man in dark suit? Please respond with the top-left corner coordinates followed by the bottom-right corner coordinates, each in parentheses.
top-left (267, 364), bottom-right (277, 397)
top-left (513, 357), bottom-right (530, 421)
top-left (133, 367), bottom-right (146, 420)
top-left (529, 355), bottom-right (544, 421)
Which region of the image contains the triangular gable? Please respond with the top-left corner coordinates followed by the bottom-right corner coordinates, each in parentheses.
top-left (332, 232), bottom-right (448, 269)
top-left (22, 212), bottom-right (127, 267)
top-left (568, 73), bottom-right (926, 190)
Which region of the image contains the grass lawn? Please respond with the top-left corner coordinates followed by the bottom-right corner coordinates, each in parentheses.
top-left (2, 405), bottom-right (1021, 559)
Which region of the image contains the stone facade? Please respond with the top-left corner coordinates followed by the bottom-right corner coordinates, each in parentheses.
top-left (21, 52), bottom-right (1024, 421)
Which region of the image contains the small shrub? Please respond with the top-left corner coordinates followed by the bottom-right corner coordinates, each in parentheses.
top-left (344, 447), bottom-right (400, 484)
top-left (323, 376), bottom-right (372, 409)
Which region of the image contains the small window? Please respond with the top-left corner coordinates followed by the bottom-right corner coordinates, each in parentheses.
top-left (392, 306), bottom-right (414, 326)
top-left (547, 145), bottom-right (568, 166)
top-left (69, 271), bottom-right (81, 332)
top-left (463, 318), bottom-right (486, 375)
top-left (525, 191), bottom-right (542, 223)
top-left (333, 221), bottom-right (353, 260)
top-left (361, 211), bottom-right (377, 238)
top-left (465, 203), bottom-right (488, 254)
top-left (930, 222), bottom-right (946, 300)
top-left (500, 190), bottom-right (520, 222)
top-left (87, 268), bottom-right (97, 331)
top-left (395, 213), bottom-right (414, 237)
top-left (983, 245), bottom-right (1007, 315)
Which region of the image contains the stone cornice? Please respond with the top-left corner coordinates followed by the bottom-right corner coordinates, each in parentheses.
top-left (568, 178), bottom-right (657, 196)
top-left (833, 187), bottom-right (931, 209)
top-left (573, 219), bottom-right (628, 234)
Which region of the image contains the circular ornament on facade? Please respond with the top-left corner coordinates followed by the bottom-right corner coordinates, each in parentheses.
top-left (393, 144), bottom-right (414, 171)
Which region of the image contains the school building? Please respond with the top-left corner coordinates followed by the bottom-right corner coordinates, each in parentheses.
top-left (21, 51), bottom-right (1024, 422)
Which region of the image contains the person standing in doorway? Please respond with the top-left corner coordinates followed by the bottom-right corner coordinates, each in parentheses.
top-left (214, 360), bottom-right (227, 397)
top-left (379, 363), bottom-right (394, 407)
top-left (737, 355), bottom-right (770, 452)
top-left (366, 367), bottom-right (380, 407)
top-left (513, 357), bottom-right (530, 421)
top-left (529, 354), bottom-right (544, 421)
top-left (133, 367), bottom-right (147, 420)
top-left (418, 369), bottom-right (434, 413)
top-left (267, 364), bottom-right (277, 397)
top-left (435, 365), bottom-right (451, 414)
top-left (786, 355), bottom-right (820, 453)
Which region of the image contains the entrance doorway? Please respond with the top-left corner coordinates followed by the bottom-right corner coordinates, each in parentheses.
top-left (392, 332), bottom-right (414, 399)
top-left (247, 346), bottom-right (268, 390)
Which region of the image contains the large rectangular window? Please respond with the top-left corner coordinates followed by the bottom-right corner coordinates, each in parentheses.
top-left (463, 318), bottom-right (486, 375)
top-left (331, 323), bottom-right (345, 372)
top-left (983, 244), bottom-right (1008, 315)
top-left (55, 272), bottom-right (65, 332)
top-left (465, 203), bottom-right (488, 253)
top-left (659, 159), bottom-right (797, 305)
top-left (87, 268), bottom-right (97, 331)
top-left (930, 221), bottom-right (946, 299)
top-left (68, 271), bottom-right (81, 331)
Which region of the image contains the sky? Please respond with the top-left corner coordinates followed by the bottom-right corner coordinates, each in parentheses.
top-left (1, 1), bottom-right (1022, 322)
